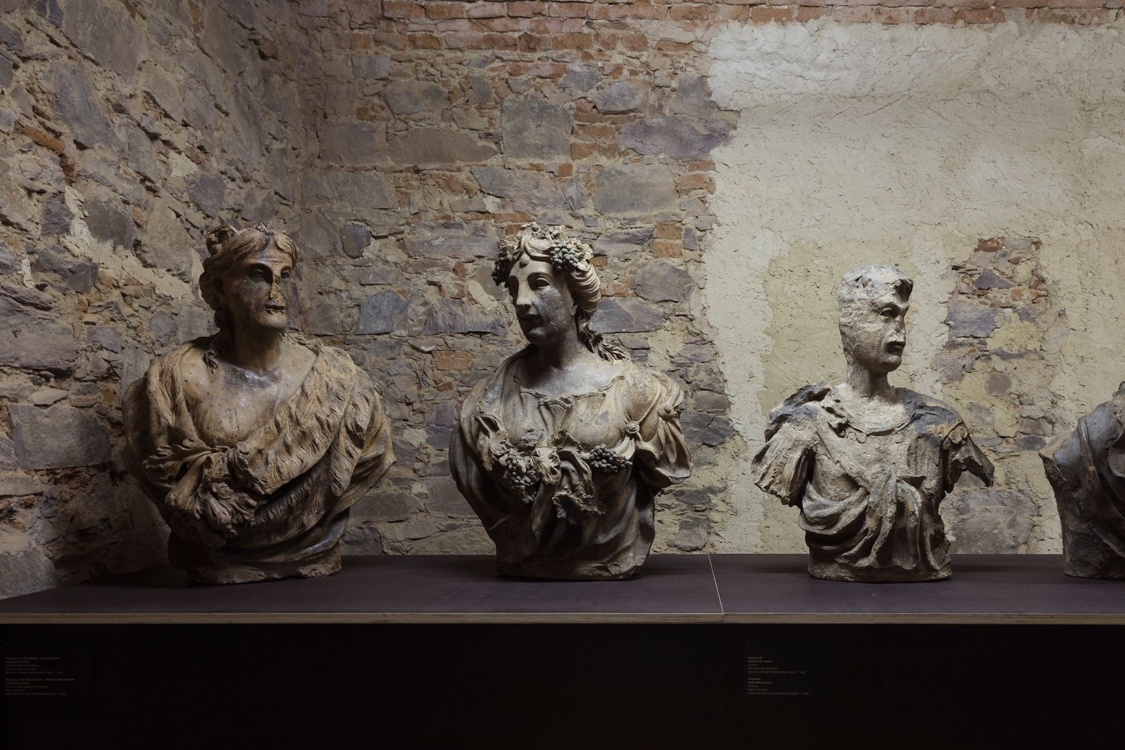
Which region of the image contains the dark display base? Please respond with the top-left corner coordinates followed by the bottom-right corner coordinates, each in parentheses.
top-left (2, 554), bottom-right (1124, 748)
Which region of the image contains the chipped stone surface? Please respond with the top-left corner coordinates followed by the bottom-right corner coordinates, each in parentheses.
top-left (10, 405), bottom-right (111, 470)
top-left (501, 100), bottom-right (572, 158)
top-left (594, 165), bottom-right (678, 216)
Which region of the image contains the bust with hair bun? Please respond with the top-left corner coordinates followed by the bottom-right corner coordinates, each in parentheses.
top-left (450, 223), bottom-right (692, 580)
top-left (123, 223), bottom-right (394, 584)
top-left (753, 265), bottom-right (994, 582)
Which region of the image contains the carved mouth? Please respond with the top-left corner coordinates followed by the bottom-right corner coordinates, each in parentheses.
top-left (885, 341), bottom-right (905, 355)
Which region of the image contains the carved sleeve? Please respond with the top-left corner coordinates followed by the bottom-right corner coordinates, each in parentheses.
top-left (752, 418), bottom-right (814, 507)
top-left (449, 384), bottom-right (508, 533)
top-left (334, 369), bottom-right (395, 509)
top-left (630, 373), bottom-right (692, 491)
top-left (942, 422), bottom-right (995, 491)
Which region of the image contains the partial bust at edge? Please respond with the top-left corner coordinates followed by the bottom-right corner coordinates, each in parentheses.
top-left (123, 224), bottom-right (394, 584)
top-left (1041, 383), bottom-right (1125, 580)
top-left (753, 265), bottom-right (994, 582)
top-left (449, 223), bottom-right (692, 580)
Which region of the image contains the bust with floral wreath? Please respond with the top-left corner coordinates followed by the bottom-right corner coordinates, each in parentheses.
top-left (449, 223), bottom-right (692, 580)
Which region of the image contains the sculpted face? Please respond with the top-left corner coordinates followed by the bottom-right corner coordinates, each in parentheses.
top-left (840, 289), bottom-right (908, 375)
top-left (219, 246), bottom-right (294, 334)
top-left (506, 257), bottom-right (575, 345)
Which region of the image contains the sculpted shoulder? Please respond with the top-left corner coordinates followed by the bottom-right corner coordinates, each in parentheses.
top-left (902, 388), bottom-right (965, 431)
top-left (621, 360), bottom-right (683, 418)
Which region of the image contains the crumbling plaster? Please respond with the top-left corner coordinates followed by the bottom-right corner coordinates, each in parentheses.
top-left (705, 21), bottom-right (1125, 553)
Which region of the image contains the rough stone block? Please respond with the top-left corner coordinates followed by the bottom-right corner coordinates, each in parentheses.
top-left (621, 116), bottom-right (733, 160)
top-left (472, 166), bottom-right (575, 213)
top-left (358, 290), bottom-right (410, 334)
top-left (33, 245), bottom-right (97, 293)
top-left (302, 169), bottom-right (395, 209)
top-left (501, 100), bottom-right (573, 158)
top-left (404, 223), bottom-right (497, 260)
top-left (593, 81), bottom-right (644, 114)
top-left (85, 195), bottom-right (134, 251)
top-left (946, 301), bottom-right (998, 339)
top-left (354, 54), bottom-right (391, 80)
top-left (385, 80), bottom-right (448, 116)
top-left (594, 165), bottom-right (677, 216)
top-left (593, 227), bottom-right (653, 257)
top-left (317, 122), bottom-right (386, 166)
top-left (60, 0), bottom-right (141, 80)
top-left (40, 195), bottom-right (74, 237)
top-left (139, 202), bottom-right (195, 280)
top-left (389, 128), bottom-right (498, 165)
top-left (423, 298), bottom-right (503, 335)
top-left (424, 476), bottom-right (475, 516)
top-left (561, 66), bottom-right (601, 92)
top-left (186, 176), bottom-right (226, 220)
top-left (10, 404), bottom-right (111, 469)
top-left (341, 224), bottom-right (372, 258)
top-left (633, 261), bottom-right (696, 302)
top-left (139, 62), bottom-right (184, 123)
top-left (591, 297), bottom-right (666, 333)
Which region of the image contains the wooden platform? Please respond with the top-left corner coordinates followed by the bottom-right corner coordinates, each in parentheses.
top-left (2, 553), bottom-right (1125, 624)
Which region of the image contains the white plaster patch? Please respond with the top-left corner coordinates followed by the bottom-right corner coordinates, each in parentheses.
top-left (705, 21), bottom-right (1125, 553)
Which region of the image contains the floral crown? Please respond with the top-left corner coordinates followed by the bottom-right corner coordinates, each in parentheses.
top-left (491, 223), bottom-right (594, 287)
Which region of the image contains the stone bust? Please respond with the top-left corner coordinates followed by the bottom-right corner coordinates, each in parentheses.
top-left (449, 223), bottom-right (692, 580)
top-left (123, 224), bottom-right (394, 584)
top-left (753, 265), bottom-right (994, 582)
top-left (1041, 383), bottom-right (1125, 580)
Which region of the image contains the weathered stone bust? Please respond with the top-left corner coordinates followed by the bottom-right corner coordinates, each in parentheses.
top-left (753, 265), bottom-right (994, 582)
top-left (450, 223), bottom-right (692, 580)
top-left (1041, 384), bottom-right (1125, 580)
top-left (123, 224), bottom-right (394, 584)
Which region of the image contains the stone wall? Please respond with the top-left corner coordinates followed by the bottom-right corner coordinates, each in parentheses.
top-left (0, 0), bottom-right (308, 597)
top-left (3, 1), bottom-right (1125, 598)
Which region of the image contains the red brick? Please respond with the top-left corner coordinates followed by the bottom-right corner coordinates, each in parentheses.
top-left (433, 350), bottom-right (475, 371)
top-left (714, 6), bottom-right (751, 20)
top-left (548, 2), bottom-right (591, 17)
top-left (993, 0), bottom-right (1047, 7)
top-left (571, 142), bottom-right (599, 160)
top-left (871, 6), bottom-right (915, 22)
top-left (466, 2), bottom-right (508, 19)
top-left (751, 6), bottom-right (795, 21)
top-left (795, 6), bottom-right (829, 20)
top-left (444, 32), bottom-right (519, 50)
top-left (575, 123), bottom-right (618, 143)
top-left (383, 2), bottom-right (426, 21)
top-left (720, 0), bottom-right (765, 5)
top-left (425, 2), bottom-right (467, 20)
top-left (1075, 8), bottom-right (1112, 22)
top-left (519, 31), bottom-right (595, 51)
top-left (508, 1), bottom-right (547, 17)
top-left (913, 7), bottom-right (958, 22)
top-left (588, 3), bottom-right (667, 20)
top-left (956, 7), bottom-right (1007, 21)
top-left (526, 17), bottom-right (586, 33)
top-left (670, 4), bottom-right (713, 20)
top-left (653, 240), bottom-right (683, 259)
top-left (478, 17), bottom-right (526, 31)
top-left (373, 31), bottom-right (410, 49)
top-left (676, 173), bottom-right (714, 193)
top-left (409, 33), bottom-right (442, 49)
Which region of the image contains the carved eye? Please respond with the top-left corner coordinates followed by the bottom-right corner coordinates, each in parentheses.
top-left (531, 276), bottom-right (550, 290)
top-left (280, 270), bottom-right (291, 281)
top-left (881, 307), bottom-right (896, 319)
